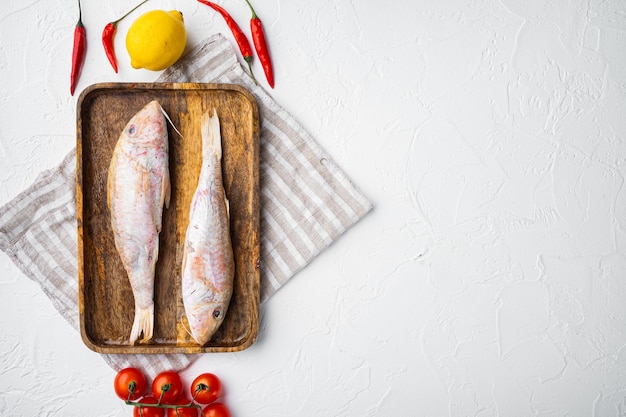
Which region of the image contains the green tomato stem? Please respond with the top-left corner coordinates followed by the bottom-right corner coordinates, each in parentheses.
top-left (192, 382), bottom-right (210, 403)
top-left (157, 383), bottom-right (169, 405)
top-left (125, 399), bottom-right (203, 411)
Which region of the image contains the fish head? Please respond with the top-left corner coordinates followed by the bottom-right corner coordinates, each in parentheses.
top-left (187, 297), bottom-right (230, 345)
top-left (120, 100), bottom-right (167, 146)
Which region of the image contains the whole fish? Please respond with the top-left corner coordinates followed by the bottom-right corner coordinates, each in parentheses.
top-left (182, 109), bottom-right (234, 345)
top-left (107, 100), bottom-right (171, 345)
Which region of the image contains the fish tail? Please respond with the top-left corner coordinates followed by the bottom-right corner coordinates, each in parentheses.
top-left (201, 109), bottom-right (222, 160)
top-left (129, 303), bottom-right (154, 345)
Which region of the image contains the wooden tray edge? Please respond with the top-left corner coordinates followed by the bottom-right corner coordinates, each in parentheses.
top-left (75, 82), bottom-right (261, 354)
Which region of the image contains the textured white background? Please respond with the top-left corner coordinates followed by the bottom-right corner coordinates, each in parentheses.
top-left (2, 0), bottom-right (626, 416)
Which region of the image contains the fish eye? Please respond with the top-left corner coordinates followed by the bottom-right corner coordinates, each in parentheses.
top-left (213, 309), bottom-right (221, 319)
top-left (128, 124), bottom-right (137, 135)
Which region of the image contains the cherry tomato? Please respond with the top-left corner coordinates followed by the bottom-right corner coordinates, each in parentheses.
top-left (190, 373), bottom-right (222, 404)
top-left (202, 403), bottom-right (230, 417)
top-left (114, 367), bottom-right (147, 401)
top-left (151, 371), bottom-right (184, 404)
top-left (133, 396), bottom-right (165, 417)
top-left (166, 397), bottom-right (200, 417)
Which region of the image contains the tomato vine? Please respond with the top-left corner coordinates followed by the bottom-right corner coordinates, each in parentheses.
top-left (115, 368), bottom-right (230, 416)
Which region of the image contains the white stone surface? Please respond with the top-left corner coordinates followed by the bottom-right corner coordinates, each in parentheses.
top-left (1, 0), bottom-right (626, 415)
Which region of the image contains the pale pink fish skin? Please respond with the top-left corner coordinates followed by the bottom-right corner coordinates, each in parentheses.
top-left (182, 110), bottom-right (234, 345)
top-left (107, 100), bottom-right (171, 345)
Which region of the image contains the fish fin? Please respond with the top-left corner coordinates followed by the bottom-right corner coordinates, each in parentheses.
top-left (179, 315), bottom-right (199, 344)
top-left (201, 108), bottom-right (222, 160)
top-left (159, 104), bottom-right (183, 138)
top-left (151, 235), bottom-right (160, 273)
top-left (106, 153), bottom-right (116, 210)
top-left (163, 167), bottom-right (171, 210)
top-left (129, 303), bottom-right (154, 345)
top-left (181, 249), bottom-right (187, 278)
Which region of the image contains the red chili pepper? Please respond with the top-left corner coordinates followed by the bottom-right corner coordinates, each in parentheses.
top-left (102, 0), bottom-right (150, 73)
top-left (70, 0), bottom-right (87, 96)
top-left (198, 0), bottom-right (258, 85)
top-left (244, 0), bottom-right (274, 88)
top-left (102, 23), bottom-right (117, 72)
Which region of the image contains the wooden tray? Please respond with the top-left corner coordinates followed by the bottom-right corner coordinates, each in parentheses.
top-left (76, 82), bottom-right (260, 354)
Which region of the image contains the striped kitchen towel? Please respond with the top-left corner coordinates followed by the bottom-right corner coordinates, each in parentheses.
top-left (0, 34), bottom-right (372, 373)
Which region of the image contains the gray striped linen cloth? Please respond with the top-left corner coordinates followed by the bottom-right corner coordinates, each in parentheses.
top-left (0, 34), bottom-right (372, 373)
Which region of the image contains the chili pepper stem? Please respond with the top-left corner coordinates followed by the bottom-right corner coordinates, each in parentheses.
top-left (111, 0), bottom-right (150, 26)
top-left (77, 0), bottom-right (82, 24)
top-left (245, 57), bottom-right (259, 85)
top-left (243, 0), bottom-right (258, 18)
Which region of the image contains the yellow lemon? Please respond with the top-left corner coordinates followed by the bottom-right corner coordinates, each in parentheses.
top-left (126, 10), bottom-right (187, 71)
